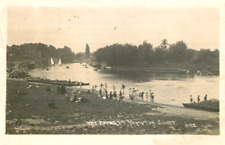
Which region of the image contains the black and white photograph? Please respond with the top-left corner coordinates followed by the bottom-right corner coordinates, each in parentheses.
top-left (0, 0), bottom-right (225, 144)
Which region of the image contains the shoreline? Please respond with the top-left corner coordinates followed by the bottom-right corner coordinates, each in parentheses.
top-left (6, 78), bottom-right (219, 134)
top-left (7, 78), bottom-right (218, 113)
top-left (94, 63), bottom-right (219, 76)
top-left (8, 61), bottom-right (219, 76)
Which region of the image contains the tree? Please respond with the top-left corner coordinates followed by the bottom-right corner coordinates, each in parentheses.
top-left (57, 46), bottom-right (75, 63)
top-left (93, 40), bottom-right (219, 75)
top-left (161, 39), bottom-right (169, 50)
top-left (154, 46), bottom-right (166, 64)
top-left (138, 41), bottom-right (154, 64)
top-left (85, 43), bottom-right (90, 58)
top-left (167, 41), bottom-right (188, 62)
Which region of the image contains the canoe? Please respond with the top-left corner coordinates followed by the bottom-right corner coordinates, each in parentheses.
top-left (183, 99), bottom-right (219, 112)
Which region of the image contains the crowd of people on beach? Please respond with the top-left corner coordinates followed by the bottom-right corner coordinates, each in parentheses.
top-left (54, 81), bottom-right (209, 105)
top-left (128, 88), bottom-right (155, 102)
top-left (94, 83), bottom-right (210, 104)
top-left (95, 83), bottom-right (126, 102)
top-left (91, 83), bottom-right (156, 103)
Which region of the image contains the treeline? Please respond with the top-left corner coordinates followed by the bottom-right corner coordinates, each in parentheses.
top-left (94, 40), bottom-right (219, 74)
top-left (7, 43), bottom-right (75, 63)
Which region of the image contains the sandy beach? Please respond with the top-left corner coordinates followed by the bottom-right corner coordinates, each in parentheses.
top-left (6, 78), bottom-right (219, 134)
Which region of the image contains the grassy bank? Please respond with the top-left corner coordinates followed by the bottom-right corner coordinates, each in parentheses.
top-left (6, 79), bottom-right (219, 134)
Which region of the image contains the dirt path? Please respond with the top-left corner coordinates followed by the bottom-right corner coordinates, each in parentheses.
top-left (158, 104), bottom-right (218, 120)
top-left (131, 100), bottom-right (219, 121)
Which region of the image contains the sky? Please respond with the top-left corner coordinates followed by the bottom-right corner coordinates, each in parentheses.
top-left (7, 7), bottom-right (219, 53)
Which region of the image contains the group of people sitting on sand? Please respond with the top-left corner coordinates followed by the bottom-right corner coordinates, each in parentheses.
top-left (190, 94), bottom-right (208, 103)
top-left (69, 89), bottom-right (88, 103)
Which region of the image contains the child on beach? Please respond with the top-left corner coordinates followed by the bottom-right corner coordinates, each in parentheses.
top-left (136, 89), bottom-right (139, 99)
top-left (114, 91), bottom-right (117, 99)
top-left (146, 92), bottom-right (149, 101)
top-left (119, 91), bottom-right (124, 102)
top-left (151, 92), bottom-right (154, 103)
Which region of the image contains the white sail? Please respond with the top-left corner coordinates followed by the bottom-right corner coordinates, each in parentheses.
top-left (59, 58), bottom-right (62, 65)
top-left (51, 57), bottom-right (54, 65)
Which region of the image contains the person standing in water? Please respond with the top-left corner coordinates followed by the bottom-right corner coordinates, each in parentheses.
top-left (149, 90), bottom-right (152, 101)
top-left (197, 95), bottom-right (200, 103)
top-left (204, 94), bottom-right (208, 101)
top-left (100, 83), bottom-right (103, 89)
top-left (190, 95), bottom-right (193, 103)
top-left (151, 92), bottom-right (154, 103)
top-left (121, 84), bottom-right (125, 94)
top-left (141, 92), bottom-right (144, 100)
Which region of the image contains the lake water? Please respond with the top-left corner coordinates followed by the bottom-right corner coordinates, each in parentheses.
top-left (29, 63), bottom-right (219, 106)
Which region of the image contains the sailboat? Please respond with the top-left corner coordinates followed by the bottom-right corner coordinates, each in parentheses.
top-left (58, 58), bottom-right (62, 66)
top-left (51, 57), bottom-right (55, 66)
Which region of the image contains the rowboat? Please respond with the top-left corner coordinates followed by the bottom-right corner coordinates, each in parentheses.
top-left (183, 99), bottom-right (219, 112)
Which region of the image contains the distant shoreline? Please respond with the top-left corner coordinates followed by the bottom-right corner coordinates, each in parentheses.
top-left (89, 62), bottom-right (219, 76)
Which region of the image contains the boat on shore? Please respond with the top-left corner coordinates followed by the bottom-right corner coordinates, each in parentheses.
top-left (27, 77), bottom-right (89, 86)
top-left (183, 99), bottom-right (219, 112)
